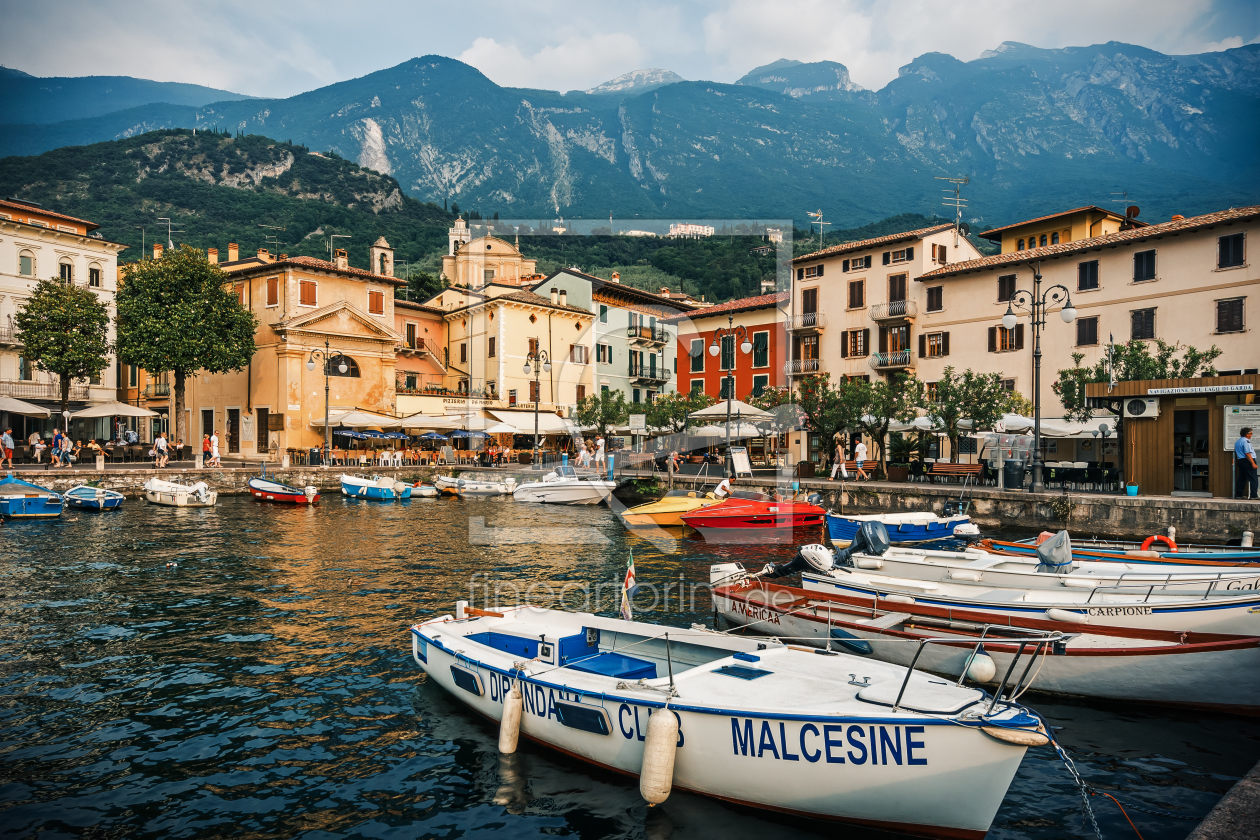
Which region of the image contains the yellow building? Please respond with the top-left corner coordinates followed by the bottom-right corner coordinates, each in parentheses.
top-left (440, 219), bottom-right (537, 287)
top-left (182, 241), bottom-right (403, 461)
top-left (980, 206), bottom-right (1146, 254)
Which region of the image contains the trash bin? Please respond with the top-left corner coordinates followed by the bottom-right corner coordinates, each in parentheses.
top-left (797, 460), bottom-right (815, 479)
top-left (1003, 460), bottom-right (1025, 490)
top-left (308, 447), bottom-right (322, 466)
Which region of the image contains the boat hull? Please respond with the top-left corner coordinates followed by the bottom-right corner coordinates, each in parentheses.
top-left (713, 578), bottom-right (1260, 715)
top-left (144, 489), bottom-right (217, 507)
top-left (512, 482), bottom-right (615, 505)
top-left (0, 496), bottom-right (63, 518)
top-left (412, 619), bottom-right (1026, 839)
top-left (986, 538), bottom-right (1260, 566)
top-left (827, 513), bottom-right (970, 544)
top-left (340, 475), bottom-right (412, 500)
top-left (621, 496), bottom-right (719, 527)
top-left (64, 486), bottom-right (123, 511)
top-left (682, 499), bottom-right (825, 537)
top-left (248, 478), bottom-right (319, 505)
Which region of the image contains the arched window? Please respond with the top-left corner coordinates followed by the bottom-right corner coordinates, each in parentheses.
top-left (379, 253), bottom-right (388, 275)
top-left (326, 356), bottom-right (360, 378)
top-left (1039, 234), bottom-right (1047, 247)
top-left (18, 250), bottom-right (34, 276)
top-left (59, 258), bottom-right (73, 282)
top-left (1017, 239), bottom-right (1024, 251)
top-left (89, 263), bottom-right (102, 287)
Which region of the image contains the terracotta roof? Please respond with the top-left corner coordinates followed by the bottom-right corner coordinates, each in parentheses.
top-left (661, 291), bottom-right (787, 323)
top-left (0, 198), bottom-right (99, 231)
top-left (978, 205), bottom-right (1145, 240)
top-left (395, 299), bottom-right (444, 315)
top-left (792, 225), bottom-right (953, 263)
top-left (538, 268), bottom-right (701, 312)
top-left (919, 205), bottom-right (1260, 281)
top-left (440, 288), bottom-right (593, 317)
top-left (223, 254), bottom-right (406, 285)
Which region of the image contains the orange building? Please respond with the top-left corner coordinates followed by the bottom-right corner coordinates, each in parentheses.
top-left (664, 292), bottom-right (788, 400)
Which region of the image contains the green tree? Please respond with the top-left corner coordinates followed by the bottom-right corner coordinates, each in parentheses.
top-left (396, 269), bottom-right (443, 302)
top-left (115, 246), bottom-right (257, 445)
top-left (852, 374), bottom-right (925, 477)
top-left (1053, 339), bottom-right (1222, 422)
top-left (928, 367), bottom-right (1011, 462)
top-left (645, 389), bottom-right (715, 434)
top-left (13, 276), bottom-right (112, 416)
top-left (576, 389), bottom-right (629, 439)
top-left (793, 374), bottom-right (864, 466)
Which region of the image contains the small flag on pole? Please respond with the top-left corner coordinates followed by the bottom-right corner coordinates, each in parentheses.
top-left (620, 549), bottom-right (637, 621)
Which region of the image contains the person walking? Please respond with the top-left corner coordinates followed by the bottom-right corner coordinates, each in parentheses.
top-left (1, 428), bottom-right (13, 470)
top-left (1236, 426), bottom-right (1258, 500)
top-left (28, 430), bottom-right (45, 463)
top-left (594, 435), bottom-right (606, 470)
top-left (209, 429), bottom-right (221, 467)
top-left (830, 438), bottom-right (849, 481)
top-left (50, 428), bottom-right (65, 468)
top-left (154, 431), bottom-right (169, 469)
top-left (201, 433), bottom-right (212, 467)
top-left (853, 438), bottom-right (870, 481)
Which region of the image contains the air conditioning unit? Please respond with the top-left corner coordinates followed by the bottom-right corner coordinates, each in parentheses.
top-left (1123, 397), bottom-right (1160, 419)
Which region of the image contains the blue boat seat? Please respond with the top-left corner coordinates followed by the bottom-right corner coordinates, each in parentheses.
top-left (565, 652), bottom-right (657, 681)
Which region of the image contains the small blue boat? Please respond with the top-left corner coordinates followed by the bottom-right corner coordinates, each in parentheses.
top-left (65, 483), bottom-right (124, 511)
top-left (826, 511), bottom-right (971, 544)
top-left (340, 473), bottom-right (411, 500)
top-left (0, 472), bottom-right (64, 519)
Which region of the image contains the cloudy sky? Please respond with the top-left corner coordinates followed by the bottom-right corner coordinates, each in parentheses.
top-left (2, 0), bottom-right (1257, 97)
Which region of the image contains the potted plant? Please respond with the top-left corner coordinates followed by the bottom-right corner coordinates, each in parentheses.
top-left (886, 462), bottom-right (910, 482)
top-left (886, 433), bottom-right (915, 482)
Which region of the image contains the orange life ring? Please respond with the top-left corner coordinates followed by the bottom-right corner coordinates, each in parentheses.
top-left (1140, 534), bottom-right (1178, 553)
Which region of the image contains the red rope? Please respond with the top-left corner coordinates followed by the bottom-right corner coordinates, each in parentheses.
top-left (1094, 790), bottom-right (1145, 840)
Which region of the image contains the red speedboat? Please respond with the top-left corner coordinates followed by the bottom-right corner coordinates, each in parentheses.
top-left (248, 476), bottom-right (320, 505)
top-left (680, 490), bottom-right (824, 540)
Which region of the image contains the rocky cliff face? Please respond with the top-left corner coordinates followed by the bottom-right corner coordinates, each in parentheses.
top-left (2, 42), bottom-right (1257, 225)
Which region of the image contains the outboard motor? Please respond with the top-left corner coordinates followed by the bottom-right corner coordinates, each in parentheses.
top-left (805, 492), bottom-right (823, 506)
top-left (834, 521), bottom-right (892, 567)
top-left (942, 500), bottom-right (966, 517)
top-left (1034, 529), bottom-right (1074, 574)
top-left (759, 544), bottom-right (835, 579)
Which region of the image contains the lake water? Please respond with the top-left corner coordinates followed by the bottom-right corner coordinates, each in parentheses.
top-left (1, 495), bottom-right (1256, 840)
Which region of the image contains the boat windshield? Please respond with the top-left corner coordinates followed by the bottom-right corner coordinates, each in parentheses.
top-left (663, 490), bottom-right (697, 498)
top-left (554, 466), bottom-right (578, 478)
top-left (730, 490), bottom-right (772, 501)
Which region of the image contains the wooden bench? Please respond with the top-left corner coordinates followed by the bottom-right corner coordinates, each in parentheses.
top-left (834, 460), bottom-right (877, 476)
top-left (928, 462), bottom-right (982, 483)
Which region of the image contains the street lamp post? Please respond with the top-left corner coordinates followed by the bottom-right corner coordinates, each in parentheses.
top-left (523, 350), bottom-right (552, 462)
top-left (1002, 263), bottom-right (1076, 493)
top-left (306, 340), bottom-right (349, 466)
top-left (708, 313), bottom-right (753, 478)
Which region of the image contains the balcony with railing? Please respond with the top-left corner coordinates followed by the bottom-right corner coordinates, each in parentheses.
top-left (626, 324), bottom-right (670, 345)
top-left (0, 326), bottom-right (20, 346)
top-left (784, 358), bottom-right (825, 375)
top-left (144, 382), bottom-right (171, 398)
top-left (869, 300), bottom-right (917, 322)
top-left (870, 350), bottom-right (914, 370)
top-left (628, 361), bottom-right (669, 384)
top-left (0, 379), bottom-right (89, 401)
top-left (787, 311), bottom-right (826, 331)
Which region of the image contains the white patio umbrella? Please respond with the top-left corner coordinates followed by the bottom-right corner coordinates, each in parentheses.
top-left (0, 395), bottom-right (51, 417)
top-left (688, 400), bottom-right (773, 420)
top-left (311, 409), bottom-right (403, 429)
top-left (691, 422), bottom-right (766, 438)
top-left (70, 401), bottom-right (158, 418)
top-left (484, 422), bottom-right (520, 435)
top-left (397, 413), bottom-right (463, 431)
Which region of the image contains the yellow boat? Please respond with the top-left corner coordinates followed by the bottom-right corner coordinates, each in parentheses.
top-left (620, 489), bottom-right (721, 527)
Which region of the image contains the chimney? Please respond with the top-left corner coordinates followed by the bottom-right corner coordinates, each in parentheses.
top-left (334, 248), bottom-right (348, 270)
top-left (559, 290), bottom-right (568, 307)
top-left (550, 287), bottom-right (559, 305)
top-left (610, 271), bottom-right (621, 283)
top-left (228, 242), bottom-right (239, 262)
top-left (1171, 214), bottom-right (1185, 221)
top-left (278, 253), bottom-right (288, 261)
top-left (207, 247), bottom-right (218, 265)
top-left (257, 248), bottom-right (270, 262)
top-left (153, 243), bottom-right (163, 260)
top-left (659, 286), bottom-right (669, 295)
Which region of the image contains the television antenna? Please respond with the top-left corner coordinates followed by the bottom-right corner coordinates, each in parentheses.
top-left (259, 223), bottom-right (286, 255)
top-left (155, 217), bottom-right (184, 250)
top-left (806, 209), bottom-right (830, 249)
top-left (936, 176), bottom-right (969, 247)
top-left (326, 233), bottom-right (351, 262)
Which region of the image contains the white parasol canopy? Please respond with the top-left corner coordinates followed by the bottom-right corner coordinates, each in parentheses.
top-left (691, 422), bottom-right (766, 438)
top-left (0, 395), bottom-right (51, 417)
top-left (397, 413), bottom-right (465, 431)
top-left (688, 400), bottom-right (773, 420)
top-left (70, 401), bottom-right (159, 418)
top-left (311, 409), bottom-right (403, 429)
top-left (484, 422), bottom-right (520, 435)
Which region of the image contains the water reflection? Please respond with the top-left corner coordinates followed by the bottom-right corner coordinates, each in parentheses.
top-left (0, 496), bottom-right (1255, 840)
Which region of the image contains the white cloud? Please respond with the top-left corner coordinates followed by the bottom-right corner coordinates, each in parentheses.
top-left (459, 32), bottom-right (646, 92)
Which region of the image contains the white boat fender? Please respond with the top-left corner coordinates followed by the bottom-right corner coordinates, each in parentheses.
top-left (1045, 608), bottom-right (1088, 624)
top-left (1243, 531), bottom-right (1255, 549)
top-left (856, 557), bottom-right (884, 570)
top-left (883, 593), bottom-right (915, 604)
top-left (498, 682), bottom-right (523, 754)
top-left (980, 723), bottom-right (1050, 748)
top-left (948, 569), bottom-right (982, 581)
top-left (966, 645), bottom-right (997, 683)
top-left (393, 481), bottom-right (407, 494)
top-left (640, 707), bottom-right (678, 806)
top-left (1124, 550), bottom-right (1162, 558)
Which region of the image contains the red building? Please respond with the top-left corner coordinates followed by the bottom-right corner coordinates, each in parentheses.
top-left (663, 292), bottom-right (788, 400)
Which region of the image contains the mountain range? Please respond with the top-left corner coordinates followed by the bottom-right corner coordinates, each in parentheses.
top-left (1, 41), bottom-right (1258, 227)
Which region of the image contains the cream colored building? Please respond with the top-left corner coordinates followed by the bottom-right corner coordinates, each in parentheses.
top-left (982, 205), bottom-right (1143, 254)
top-left (914, 205), bottom-right (1259, 409)
top-left (441, 219), bottom-right (537, 288)
top-left (788, 224), bottom-right (983, 387)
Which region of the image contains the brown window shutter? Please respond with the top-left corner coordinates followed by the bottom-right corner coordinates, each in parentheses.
top-left (942, 332), bottom-right (950, 356)
top-left (919, 334), bottom-right (926, 358)
top-left (1015, 323), bottom-right (1025, 350)
top-left (879, 327), bottom-right (888, 353)
top-left (988, 326), bottom-right (997, 352)
top-left (883, 251), bottom-right (891, 265)
top-left (861, 328), bottom-right (869, 356)
top-left (842, 259), bottom-right (849, 271)
top-left (841, 333), bottom-right (849, 358)
top-left (939, 245), bottom-right (947, 264)
top-left (931, 244), bottom-right (937, 259)
top-left (906, 246), bottom-right (914, 260)
top-left (817, 264), bottom-right (824, 276)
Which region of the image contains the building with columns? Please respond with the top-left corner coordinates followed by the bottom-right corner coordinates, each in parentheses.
top-left (0, 198), bottom-right (128, 439)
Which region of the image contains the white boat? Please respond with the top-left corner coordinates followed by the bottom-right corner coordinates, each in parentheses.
top-left (711, 562), bottom-right (1260, 716)
top-left (412, 603), bottom-right (1048, 839)
top-left (435, 474), bottom-right (517, 497)
top-left (340, 474), bottom-right (411, 500)
top-left (143, 477), bottom-right (217, 507)
top-left (412, 482), bottom-right (440, 497)
top-left (512, 465), bottom-right (616, 505)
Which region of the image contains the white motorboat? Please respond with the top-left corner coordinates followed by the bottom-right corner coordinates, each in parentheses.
top-left (412, 603), bottom-right (1048, 839)
top-left (711, 561), bottom-right (1260, 716)
top-left (412, 482), bottom-right (440, 497)
top-left (143, 477), bottom-right (216, 507)
top-left (512, 465), bottom-right (616, 505)
top-left (435, 474), bottom-right (516, 497)
top-left (798, 527), bottom-right (1260, 635)
top-left (340, 474), bottom-right (411, 500)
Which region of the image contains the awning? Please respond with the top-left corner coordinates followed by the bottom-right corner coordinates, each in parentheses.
top-left (311, 410), bottom-right (403, 429)
top-left (70, 401), bottom-right (159, 419)
top-left (0, 395), bottom-right (52, 417)
top-left (488, 409), bottom-right (576, 434)
top-left (396, 413), bottom-right (464, 431)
